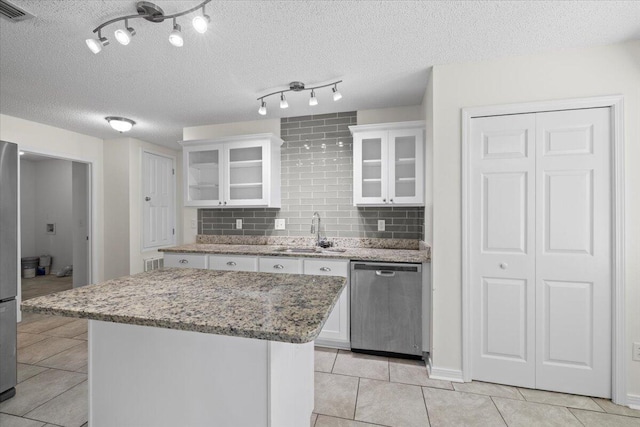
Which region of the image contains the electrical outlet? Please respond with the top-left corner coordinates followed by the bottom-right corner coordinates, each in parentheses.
top-left (633, 343), bottom-right (640, 362)
top-left (236, 219), bottom-right (243, 230)
top-left (377, 220), bottom-right (385, 231)
top-left (190, 219), bottom-right (197, 229)
top-left (275, 219), bottom-right (286, 230)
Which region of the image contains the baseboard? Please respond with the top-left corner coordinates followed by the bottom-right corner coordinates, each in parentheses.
top-left (627, 394), bottom-right (640, 410)
top-left (428, 363), bottom-right (464, 383)
top-left (314, 338), bottom-right (350, 351)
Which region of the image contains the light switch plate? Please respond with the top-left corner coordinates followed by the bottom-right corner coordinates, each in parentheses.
top-left (236, 219), bottom-right (243, 230)
top-left (275, 219), bottom-right (286, 230)
top-left (633, 343), bottom-right (640, 362)
top-left (377, 220), bottom-right (385, 231)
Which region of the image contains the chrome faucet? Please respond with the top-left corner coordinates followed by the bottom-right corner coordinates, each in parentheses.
top-left (310, 212), bottom-right (322, 246)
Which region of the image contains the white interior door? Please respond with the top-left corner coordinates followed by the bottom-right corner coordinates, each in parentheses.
top-left (143, 152), bottom-right (174, 249)
top-left (470, 114), bottom-right (536, 387)
top-left (71, 162), bottom-right (90, 287)
top-left (470, 108), bottom-right (612, 398)
top-left (535, 108), bottom-right (611, 397)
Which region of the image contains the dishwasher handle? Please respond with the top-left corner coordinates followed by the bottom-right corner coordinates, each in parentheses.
top-left (375, 270), bottom-right (396, 277)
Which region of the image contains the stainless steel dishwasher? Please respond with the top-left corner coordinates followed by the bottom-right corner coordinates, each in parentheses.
top-left (351, 262), bottom-right (422, 357)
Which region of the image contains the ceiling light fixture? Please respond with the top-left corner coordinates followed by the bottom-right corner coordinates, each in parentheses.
top-left (85, 29), bottom-right (109, 54)
top-left (257, 80), bottom-right (343, 115)
top-left (105, 116), bottom-right (136, 133)
top-left (258, 101), bottom-right (267, 116)
top-left (114, 19), bottom-right (136, 45)
top-left (86, 1), bottom-right (211, 54)
top-left (169, 18), bottom-right (184, 47)
top-left (280, 93), bottom-right (288, 109)
top-left (192, 5), bottom-right (211, 34)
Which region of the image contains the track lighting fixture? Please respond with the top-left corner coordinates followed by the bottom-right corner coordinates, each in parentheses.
top-left (258, 101), bottom-right (267, 116)
top-left (256, 80), bottom-right (343, 115)
top-left (105, 116), bottom-right (136, 133)
top-left (280, 93), bottom-right (289, 109)
top-left (85, 29), bottom-right (109, 54)
top-left (114, 19), bottom-right (136, 45)
top-left (192, 5), bottom-right (211, 34)
top-left (169, 18), bottom-right (184, 47)
top-left (86, 1), bottom-right (211, 54)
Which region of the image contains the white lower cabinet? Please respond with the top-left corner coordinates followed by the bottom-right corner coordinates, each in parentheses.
top-left (303, 259), bottom-right (350, 348)
top-left (209, 255), bottom-right (258, 272)
top-left (164, 252), bottom-right (349, 348)
top-left (163, 253), bottom-right (208, 269)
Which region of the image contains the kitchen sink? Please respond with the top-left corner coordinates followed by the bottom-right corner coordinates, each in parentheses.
top-left (274, 247), bottom-right (319, 253)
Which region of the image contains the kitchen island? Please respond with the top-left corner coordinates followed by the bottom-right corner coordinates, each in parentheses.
top-left (22, 268), bottom-right (346, 427)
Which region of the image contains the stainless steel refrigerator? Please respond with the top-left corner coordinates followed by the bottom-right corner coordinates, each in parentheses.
top-left (0, 140), bottom-right (17, 402)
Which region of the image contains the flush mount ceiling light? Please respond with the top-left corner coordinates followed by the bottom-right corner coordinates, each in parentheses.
top-left (257, 80), bottom-right (342, 116)
top-left (105, 116), bottom-right (136, 133)
top-left (86, 1), bottom-right (211, 54)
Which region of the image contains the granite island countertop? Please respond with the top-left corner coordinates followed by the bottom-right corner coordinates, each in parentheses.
top-left (21, 268), bottom-right (346, 344)
top-left (159, 243), bottom-right (430, 263)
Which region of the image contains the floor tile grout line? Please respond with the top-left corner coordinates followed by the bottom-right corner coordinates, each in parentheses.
top-left (353, 377), bottom-right (360, 421)
top-left (315, 413), bottom-right (392, 427)
top-left (421, 386), bottom-right (432, 427)
top-left (19, 379), bottom-right (87, 424)
top-left (568, 408), bottom-right (588, 426)
top-left (490, 396), bottom-right (509, 426)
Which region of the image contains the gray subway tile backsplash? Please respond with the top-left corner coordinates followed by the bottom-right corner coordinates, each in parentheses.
top-left (199, 111), bottom-right (425, 240)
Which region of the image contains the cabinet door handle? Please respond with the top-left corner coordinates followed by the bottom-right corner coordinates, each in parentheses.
top-left (273, 264), bottom-right (285, 269)
top-left (224, 201), bottom-right (227, 205)
top-left (145, 196), bottom-right (151, 201)
top-left (179, 259), bottom-right (189, 264)
top-left (226, 261), bottom-right (237, 266)
top-left (382, 198), bottom-right (386, 203)
top-left (320, 267), bottom-right (331, 272)
top-left (219, 201), bottom-right (222, 205)
top-left (390, 198), bottom-right (394, 203)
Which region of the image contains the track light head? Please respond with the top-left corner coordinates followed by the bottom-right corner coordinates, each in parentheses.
top-left (280, 93), bottom-right (289, 109)
top-left (169, 19), bottom-right (184, 47)
top-left (309, 90), bottom-right (318, 106)
top-left (86, 30), bottom-right (109, 54)
top-left (258, 100), bottom-right (267, 116)
top-left (332, 85), bottom-right (342, 101)
top-left (115, 20), bottom-right (136, 45)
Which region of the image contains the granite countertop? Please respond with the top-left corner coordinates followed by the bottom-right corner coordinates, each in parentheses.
top-left (21, 268), bottom-right (346, 344)
top-left (160, 243), bottom-right (430, 263)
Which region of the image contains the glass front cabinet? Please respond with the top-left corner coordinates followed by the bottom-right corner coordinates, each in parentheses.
top-left (180, 134), bottom-right (283, 208)
top-left (350, 121), bottom-right (425, 206)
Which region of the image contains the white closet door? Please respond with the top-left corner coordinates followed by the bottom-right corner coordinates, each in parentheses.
top-left (143, 152), bottom-right (174, 249)
top-left (470, 114), bottom-right (536, 387)
top-left (535, 108), bottom-right (611, 398)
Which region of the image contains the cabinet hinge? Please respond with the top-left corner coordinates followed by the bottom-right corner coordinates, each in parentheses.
top-left (172, 168), bottom-right (175, 175)
top-left (172, 228), bottom-right (175, 235)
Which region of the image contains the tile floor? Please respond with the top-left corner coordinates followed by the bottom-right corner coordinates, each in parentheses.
top-left (2, 314), bottom-right (639, 427)
top-left (21, 276), bottom-right (73, 301)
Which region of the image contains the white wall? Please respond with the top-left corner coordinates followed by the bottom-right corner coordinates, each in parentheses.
top-left (33, 159), bottom-right (73, 273)
top-left (181, 119), bottom-right (280, 244)
top-left (1, 114), bottom-right (105, 286)
top-left (19, 159), bottom-right (36, 257)
top-left (357, 105), bottom-right (423, 125)
top-left (429, 40), bottom-right (640, 397)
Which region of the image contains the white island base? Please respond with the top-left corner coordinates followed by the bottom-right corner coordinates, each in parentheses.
top-left (88, 320), bottom-right (314, 427)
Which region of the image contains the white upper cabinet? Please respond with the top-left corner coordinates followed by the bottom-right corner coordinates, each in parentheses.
top-left (350, 121), bottom-right (424, 206)
top-left (180, 134), bottom-right (283, 208)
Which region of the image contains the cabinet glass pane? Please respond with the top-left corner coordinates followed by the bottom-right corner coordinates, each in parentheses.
top-left (228, 146), bottom-right (263, 200)
top-left (361, 138), bottom-right (382, 198)
top-left (188, 150), bottom-right (219, 201)
top-left (394, 136), bottom-right (416, 197)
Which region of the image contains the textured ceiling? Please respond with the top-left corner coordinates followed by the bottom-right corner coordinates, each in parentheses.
top-left (1, 1), bottom-right (639, 149)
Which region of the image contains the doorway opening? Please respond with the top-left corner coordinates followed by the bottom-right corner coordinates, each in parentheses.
top-left (19, 152), bottom-right (91, 301)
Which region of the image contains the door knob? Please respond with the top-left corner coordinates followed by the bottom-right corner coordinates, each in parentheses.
top-left (145, 196), bottom-right (151, 201)
top-left (500, 263), bottom-right (508, 270)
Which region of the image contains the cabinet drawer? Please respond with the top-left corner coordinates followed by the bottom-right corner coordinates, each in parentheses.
top-left (258, 257), bottom-right (301, 274)
top-left (163, 253), bottom-right (208, 269)
top-left (209, 255), bottom-right (257, 272)
top-left (303, 259), bottom-right (348, 277)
